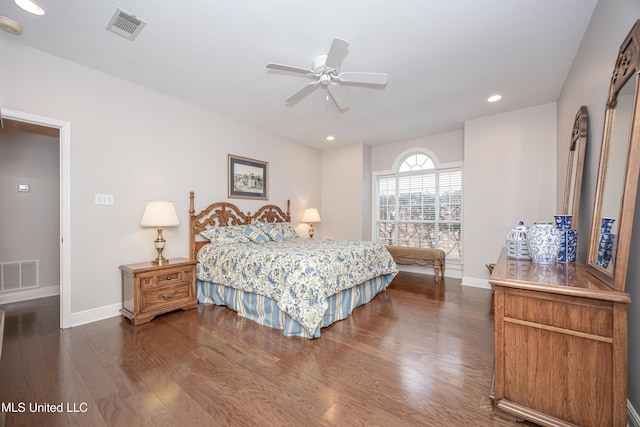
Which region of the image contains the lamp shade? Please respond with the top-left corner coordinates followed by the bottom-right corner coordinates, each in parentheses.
top-left (302, 208), bottom-right (321, 223)
top-left (140, 201), bottom-right (180, 227)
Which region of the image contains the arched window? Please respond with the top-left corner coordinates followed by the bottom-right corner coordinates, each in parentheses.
top-left (399, 153), bottom-right (435, 172)
top-left (376, 151), bottom-right (462, 262)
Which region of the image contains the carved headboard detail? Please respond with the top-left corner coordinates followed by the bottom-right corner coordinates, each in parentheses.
top-left (189, 191), bottom-right (291, 259)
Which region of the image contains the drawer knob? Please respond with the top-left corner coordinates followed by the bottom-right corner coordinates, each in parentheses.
top-left (157, 290), bottom-right (179, 300)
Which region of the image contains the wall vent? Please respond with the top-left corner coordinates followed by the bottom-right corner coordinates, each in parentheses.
top-left (1, 260), bottom-right (38, 291)
top-left (106, 8), bottom-right (146, 41)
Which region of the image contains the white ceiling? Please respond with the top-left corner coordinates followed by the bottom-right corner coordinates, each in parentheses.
top-left (0, 0), bottom-right (598, 149)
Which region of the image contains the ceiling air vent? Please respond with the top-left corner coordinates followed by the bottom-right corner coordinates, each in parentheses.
top-left (106, 8), bottom-right (146, 41)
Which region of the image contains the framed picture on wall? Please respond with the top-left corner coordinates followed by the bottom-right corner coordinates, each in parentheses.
top-left (228, 154), bottom-right (268, 200)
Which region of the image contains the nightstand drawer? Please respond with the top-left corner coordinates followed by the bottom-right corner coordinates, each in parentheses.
top-left (141, 282), bottom-right (192, 313)
top-left (140, 268), bottom-right (193, 290)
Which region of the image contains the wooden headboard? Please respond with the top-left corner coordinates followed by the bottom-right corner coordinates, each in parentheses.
top-left (189, 191), bottom-right (291, 260)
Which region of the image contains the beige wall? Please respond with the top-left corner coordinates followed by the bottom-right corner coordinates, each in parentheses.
top-left (321, 143), bottom-right (369, 240)
top-left (0, 126), bottom-right (59, 291)
top-left (463, 103), bottom-right (557, 286)
top-left (371, 130), bottom-right (464, 172)
top-left (0, 37), bottom-right (322, 317)
top-left (556, 0), bottom-right (640, 261)
top-left (556, 0), bottom-right (640, 415)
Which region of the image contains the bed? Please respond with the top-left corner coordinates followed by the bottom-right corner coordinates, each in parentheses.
top-left (189, 191), bottom-right (398, 338)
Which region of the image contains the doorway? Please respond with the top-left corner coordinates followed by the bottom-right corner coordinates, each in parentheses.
top-left (0, 108), bottom-right (71, 328)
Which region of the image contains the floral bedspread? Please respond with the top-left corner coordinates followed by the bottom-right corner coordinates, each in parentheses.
top-left (196, 238), bottom-right (398, 335)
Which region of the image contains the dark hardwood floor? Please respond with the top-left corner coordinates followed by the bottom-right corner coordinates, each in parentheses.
top-left (0, 272), bottom-right (525, 426)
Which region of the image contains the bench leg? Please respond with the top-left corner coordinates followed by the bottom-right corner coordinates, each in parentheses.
top-left (435, 261), bottom-right (445, 281)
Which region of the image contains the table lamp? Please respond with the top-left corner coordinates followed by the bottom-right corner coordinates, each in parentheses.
top-left (140, 201), bottom-right (180, 264)
top-left (302, 208), bottom-right (321, 238)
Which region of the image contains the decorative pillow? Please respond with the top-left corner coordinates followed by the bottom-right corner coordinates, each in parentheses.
top-left (270, 222), bottom-right (299, 239)
top-left (243, 224), bottom-right (270, 243)
top-left (261, 224), bottom-right (283, 242)
top-left (200, 225), bottom-right (250, 245)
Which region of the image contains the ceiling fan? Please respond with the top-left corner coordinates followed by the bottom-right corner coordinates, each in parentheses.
top-left (266, 38), bottom-right (388, 111)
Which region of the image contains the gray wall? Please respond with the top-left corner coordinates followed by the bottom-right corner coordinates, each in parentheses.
top-left (0, 123), bottom-right (60, 291)
top-left (556, 0), bottom-right (640, 414)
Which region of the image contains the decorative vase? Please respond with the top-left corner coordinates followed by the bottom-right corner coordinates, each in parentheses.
top-left (554, 214), bottom-right (572, 231)
top-left (506, 221), bottom-right (531, 260)
top-left (597, 217), bottom-right (616, 269)
top-left (527, 221), bottom-right (561, 264)
top-left (601, 217), bottom-right (616, 233)
top-left (554, 215), bottom-right (577, 263)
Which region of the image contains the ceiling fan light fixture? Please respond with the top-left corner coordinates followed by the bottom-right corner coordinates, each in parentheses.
top-left (266, 37), bottom-right (387, 111)
top-left (487, 94), bottom-right (502, 103)
top-left (14, 0), bottom-right (46, 16)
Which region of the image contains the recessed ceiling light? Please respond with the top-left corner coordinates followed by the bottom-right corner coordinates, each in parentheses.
top-left (0, 16), bottom-right (22, 34)
top-left (487, 94), bottom-right (502, 103)
top-left (14, 0), bottom-right (46, 16)
top-left (326, 135), bottom-right (335, 141)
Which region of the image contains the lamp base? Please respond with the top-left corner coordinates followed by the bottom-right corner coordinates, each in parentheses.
top-left (152, 227), bottom-right (169, 265)
top-left (152, 256), bottom-right (170, 266)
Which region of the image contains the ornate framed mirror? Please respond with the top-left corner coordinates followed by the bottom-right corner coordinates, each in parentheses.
top-left (563, 106), bottom-right (588, 227)
top-left (587, 19), bottom-right (640, 291)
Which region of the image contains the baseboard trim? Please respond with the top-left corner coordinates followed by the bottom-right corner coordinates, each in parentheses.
top-left (629, 399), bottom-right (640, 427)
top-left (397, 264), bottom-right (463, 279)
top-left (70, 303), bottom-right (121, 327)
top-left (0, 285), bottom-right (59, 305)
top-left (461, 276), bottom-right (492, 289)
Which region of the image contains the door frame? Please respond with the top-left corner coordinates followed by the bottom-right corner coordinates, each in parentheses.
top-left (2, 108), bottom-right (71, 328)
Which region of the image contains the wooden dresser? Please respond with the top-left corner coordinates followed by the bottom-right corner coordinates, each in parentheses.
top-left (490, 249), bottom-right (630, 427)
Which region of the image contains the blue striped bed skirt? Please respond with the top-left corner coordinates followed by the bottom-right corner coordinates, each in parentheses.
top-left (196, 274), bottom-right (395, 338)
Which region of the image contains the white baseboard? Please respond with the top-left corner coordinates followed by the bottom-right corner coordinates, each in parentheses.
top-left (70, 303), bottom-right (121, 327)
top-left (629, 399), bottom-right (640, 427)
top-left (461, 276), bottom-right (492, 289)
top-left (397, 264), bottom-right (463, 279)
top-left (0, 285), bottom-right (59, 305)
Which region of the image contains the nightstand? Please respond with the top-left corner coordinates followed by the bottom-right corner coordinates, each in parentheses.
top-left (119, 257), bottom-right (198, 326)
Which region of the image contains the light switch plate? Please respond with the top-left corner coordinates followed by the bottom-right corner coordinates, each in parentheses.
top-left (95, 194), bottom-right (114, 205)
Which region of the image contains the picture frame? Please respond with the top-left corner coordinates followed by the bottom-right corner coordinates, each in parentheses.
top-left (228, 154), bottom-right (268, 200)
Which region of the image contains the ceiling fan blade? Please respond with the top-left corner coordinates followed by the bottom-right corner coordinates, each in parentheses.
top-left (337, 72), bottom-right (388, 85)
top-left (267, 63), bottom-right (314, 75)
top-left (285, 81), bottom-right (320, 105)
top-left (328, 84), bottom-right (350, 111)
top-left (325, 38), bottom-right (350, 69)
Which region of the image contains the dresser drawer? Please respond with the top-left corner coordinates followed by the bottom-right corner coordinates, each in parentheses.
top-left (140, 282), bottom-right (193, 313)
top-left (140, 267), bottom-right (194, 290)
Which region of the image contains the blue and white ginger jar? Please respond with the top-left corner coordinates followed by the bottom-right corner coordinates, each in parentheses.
top-left (527, 221), bottom-right (561, 264)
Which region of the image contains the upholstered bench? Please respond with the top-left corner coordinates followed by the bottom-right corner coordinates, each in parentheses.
top-left (385, 246), bottom-right (446, 280)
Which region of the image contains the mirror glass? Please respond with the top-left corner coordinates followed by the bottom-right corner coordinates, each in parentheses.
top-left (563, 106), bottom-right (587, 227)
top-left (587, 19), bottom-right (640, 291)
top-left (597, 78), bottom-right (634, 274)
